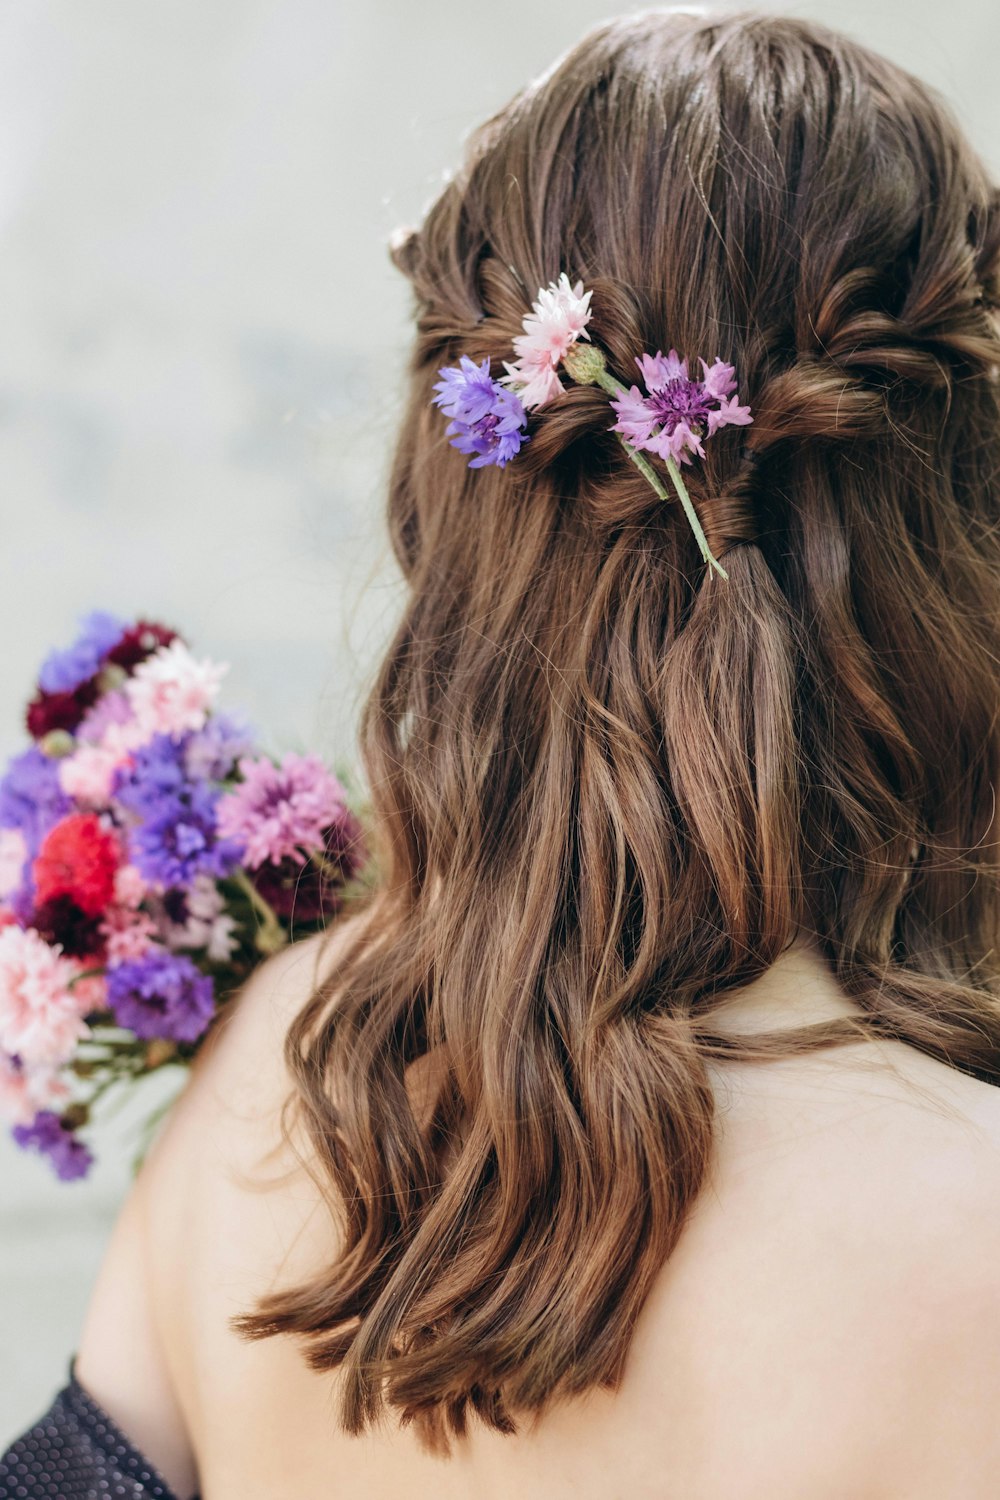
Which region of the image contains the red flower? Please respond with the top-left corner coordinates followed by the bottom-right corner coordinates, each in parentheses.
top-left (105, 621), bottom-right (179, 674)
top-left (33, 813), bottom-right (120, 918)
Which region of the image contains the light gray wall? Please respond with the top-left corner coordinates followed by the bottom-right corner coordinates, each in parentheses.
top-left (2, 0), bottom-right (998, 1448)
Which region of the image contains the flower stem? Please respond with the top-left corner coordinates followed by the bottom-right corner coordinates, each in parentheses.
top-left (589, 367), bottom-right (729, 581)
top-left (232, 869), bottom-right (287, 955)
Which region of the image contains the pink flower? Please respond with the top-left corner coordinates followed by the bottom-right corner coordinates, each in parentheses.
top-left (610, 347), bottom-right (753, 466)
top-left (216, 752), bottom-right (348, 869)
top-left (125, 640), bottom-right (228, 740)
top-left (113, 864), bottom-right (147, 909)
top-left (0, 926), bottom-right (90, 1068)
top-left (0, 1052), bottom-right (71, 1127)
top-left (77, 689), bottom-right (133, 745)
top-left (0, 828), bottom-right (28, 900)
top-left (58, 743), bottom-right (122, 807)
top-left (99, 906), bottom-right (158, 964)
top-left (501, 273), bottom-right (593, 410)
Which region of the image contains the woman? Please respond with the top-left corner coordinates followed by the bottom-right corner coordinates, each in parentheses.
top-left (5, 9), bottom-right (1000, 1498)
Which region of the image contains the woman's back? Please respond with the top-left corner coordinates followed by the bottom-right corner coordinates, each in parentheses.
top-left (74, 911), bottom-right (1000, 1500)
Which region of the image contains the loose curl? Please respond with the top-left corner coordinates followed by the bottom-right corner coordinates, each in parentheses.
top-left (233, 10), bottom-right (1000, 1453)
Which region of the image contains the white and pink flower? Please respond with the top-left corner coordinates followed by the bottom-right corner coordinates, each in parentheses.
top-left (501, 273), bottom-right (593, 410)
top-left (125, 640), bottom-right (228, 741)
top-left (58, 743), bottom-right (122, 807)
top-left (0, 1052), bottom-right (71, 1127)
top-left (0, 926), bottom-right (90, 1068)
top-left (0, 829), bottom-right (28, 901)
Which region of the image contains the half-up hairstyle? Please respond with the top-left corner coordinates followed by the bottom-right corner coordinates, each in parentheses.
top-left (233, 9), bottom-right (1000, 1451)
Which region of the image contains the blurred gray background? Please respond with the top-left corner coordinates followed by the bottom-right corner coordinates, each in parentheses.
top-left (1, 0), bottom-right (998, 1448)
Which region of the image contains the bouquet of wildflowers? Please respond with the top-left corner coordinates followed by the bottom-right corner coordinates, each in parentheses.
top-left (0, 612), bottom-right (372, 1180)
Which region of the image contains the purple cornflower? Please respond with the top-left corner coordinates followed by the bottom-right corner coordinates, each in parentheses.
top-left (106, 949), bottom-right (215, 1042)
top-left (610, 350), bottom-right (753, 466)
top-left (432, 355), bottom-right (529, 469)
top-left (0, 747), bottom-right (73, 858)
top-left (38, 611), bottom-right (127, 695)
top-left (127, 783), bottom-right (242, 888)
top-left (113, 732), bottom-right (190, 813)
top-left (12, 1109), bottom-right (93, 1181)
top-left (113, 734), bottom-right (243, 888)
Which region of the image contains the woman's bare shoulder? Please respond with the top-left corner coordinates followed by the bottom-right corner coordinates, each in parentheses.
top-left (629, 1041), bottom-right (1000, 1496)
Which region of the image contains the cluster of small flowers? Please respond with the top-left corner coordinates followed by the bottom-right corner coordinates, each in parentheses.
top-left (0, 611), bottom-right (370, 1180)
top-left (431, 271), bottom-right (752, 471)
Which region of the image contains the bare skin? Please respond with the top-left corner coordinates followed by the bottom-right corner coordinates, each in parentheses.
top-left (75, 908), bottom-right (1000, 1499)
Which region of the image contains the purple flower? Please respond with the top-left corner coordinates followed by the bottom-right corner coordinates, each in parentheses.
top-left (106, 949), bottom-right (215, 1042)
top-left (183, 714), bottom-right (256, 782)
top-left (113, 734), bottom-right (243, 888)
top-left (0, 747), bottom-right (74, 898)
top-left (610, 350), bottom-right (753, 466)
top-left (128, 784), bottom-right (242, 888)
top-left (38, 611), bottom-right (127, 695)
top-left (432, 355), bottom-right (529, 469)
top-left (216, 752), bottom-right (351, 868)
top-left (12, 1109), bottom-right (93, 1181)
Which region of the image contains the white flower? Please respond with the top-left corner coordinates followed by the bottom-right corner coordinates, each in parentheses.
top-left (125, 640), bottom-right (228, 740)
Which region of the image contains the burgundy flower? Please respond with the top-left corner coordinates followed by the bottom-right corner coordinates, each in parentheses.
top-left (104, 621), bottom-right (179, 674)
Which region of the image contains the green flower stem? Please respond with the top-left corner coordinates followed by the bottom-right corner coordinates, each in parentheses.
top-left (232, 868), bottom-right (287, 955)
top-left (562, 345), bottom-right (729, 582)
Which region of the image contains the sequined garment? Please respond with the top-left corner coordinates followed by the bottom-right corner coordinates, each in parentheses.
top-left (0, 1360), bottom-right (196, 1500)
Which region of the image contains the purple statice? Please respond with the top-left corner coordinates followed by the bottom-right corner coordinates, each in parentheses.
top-left (432, 355), bottom-right (529, 469)
top-left (38, 611), bottom-right (126, 695)
top-left (12, 1109), bottom-right (93, 1181)
top-left (609, 350), bottom-right (753, 466)
top-left (0, 746), bottom-right (73, 857)
top-left (106, 949), bottom-right (215, 1043)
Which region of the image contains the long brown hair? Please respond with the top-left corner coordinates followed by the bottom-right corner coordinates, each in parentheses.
top-left (234, 9), bottom-right (1000, 1450)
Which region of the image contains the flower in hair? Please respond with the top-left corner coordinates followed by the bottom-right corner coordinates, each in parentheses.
top-left (500, 273), bottom-right (593, 409)
top-left (432, 354), bottom-right (529, 469)
top-left (609, 350), bottom-right (754, 466)
top-left (432, 276), bottom-right (754, 581)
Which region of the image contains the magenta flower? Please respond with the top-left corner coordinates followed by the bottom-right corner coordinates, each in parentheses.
top-left (216, 752), bottom-right (350, 868)
top-left (610, 349), bottom-right (753, 466)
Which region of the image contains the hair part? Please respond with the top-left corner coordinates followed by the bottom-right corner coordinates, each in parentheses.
top-left (233, 8), bottom-right (1000, 1453)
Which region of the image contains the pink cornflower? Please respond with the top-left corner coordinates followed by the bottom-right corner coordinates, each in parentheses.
top-left (125, 640), bottom-right (228, 741)
top-left (99, 906), bottom-right (159, 964)
top-left (113, 864), bottom-right (147, 909)
top-left (58, 743), bottom-right (122, 807)
top-left (0, 925), bottom-right (90, 1068)
top-left (610, 349), bottom-right (753, 466)
top-left (501, 273), bottom-right (593, 410)
top-left (216, 752), bottom-right (349, 869)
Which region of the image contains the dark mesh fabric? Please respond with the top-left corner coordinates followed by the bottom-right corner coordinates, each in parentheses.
top-left (0, 1360), bottom-right (196, 1500)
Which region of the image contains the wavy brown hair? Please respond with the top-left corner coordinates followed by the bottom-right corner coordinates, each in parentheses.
top-left (234, 9), bottom-right (1000, 1452)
